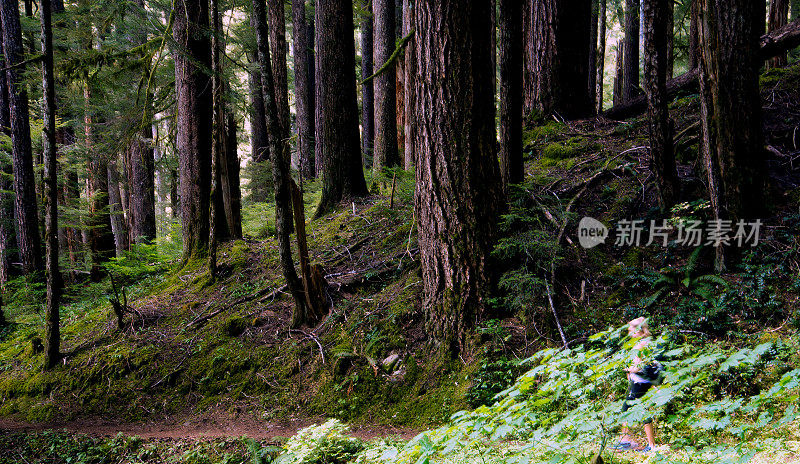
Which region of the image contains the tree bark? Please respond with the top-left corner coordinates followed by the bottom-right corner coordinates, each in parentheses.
top-left (524, 0), bottom-right (594, 119)
top-left (589, 0), bottom-right (598, 111)
top-left (107, 160), bottom-right (129, 257)
top-left (666, 0), bottom-right (674, 78)
top-left (221, 111), bottom-right (242, 238)
top-left (314, 0), bottom-right (368, 217)
top-left (643, 0), bottom-right (678, 209)
top-left (613, 40), bottom-right (624, 107)
top-left (268, 0), bottom-right (291, 140)
top-left (769, 0), bottom-right (790, 67)
top-left (413, 0), bottom-right (503, 354)
top-left (246, 39), bottom-right (271, 203)
top-left (596, 0), bottom-right (606, 113)
top-left (698, 0), bottom-right (765, 271)
top-left (689, 0), bottom-right (699, 69)
top-left (174, 0), bottom-right (213, 261)
top-left (41, 0), bottom-right (61, 370)
top-left (499, 0), bottom-right (524, 191)
top-left (623, 0), bottom-right (640, 102)
top-left (209, 0), bottom-right (223, 274)
top-left (402, 0), bottom-right (414, 169)
top-left (360, 0), bottom-right (374, 162)
top-left (1, 0), bottom-right (44, 277)
top-left (293, 0), bottom-right (315, 178)
top-left (0, 37), bottom-right (18, 284)
top-left (372, 0), bottom-right (400, 173)
top-left (314, 0), bottom-right (324, 177)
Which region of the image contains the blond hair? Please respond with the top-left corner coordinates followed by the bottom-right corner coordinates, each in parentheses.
top-left (628, 317), bottom-right (651, 337)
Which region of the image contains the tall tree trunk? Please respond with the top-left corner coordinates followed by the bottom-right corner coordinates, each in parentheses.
top-left (643, 0), bottom-right (678, 209)
top-left (293, 0), bottom-right (315, 178)
top-left (222, 112), bottom-right (242, 238)
top-left (209, 0), bottom-right (223, 274)
top-left (107, 160), bottom-right (129, 257)
top-left (372, 0), bottom-right (400, 174)
top-left (246, 45), bottom-right (271, 203)
top-left (613, 41), bottom-right (624, 106)
top-left (269, 0), bottom-right (291, 140)
top-left (666, 0), bottom-right (674, 78)
top-left (402, 0), bottom-right (413, 169)
top-left (596, 0), bottom-right (606, 112)
top-left (314, 0), bottom-right (324, 177)
top-left (174, 0), bottom-right (213, 261)
top-left (360, 0), bottom-right (375, 163)
top-left (698, 0), bottom-right (765, 271)
top-left (85, 92), bottom-right (114, 281)
top-left (499, 0), bottom-right (524, 191)
top-left (314, 0), bottom-right (368, 217)
top-left (0, 37), bottom-right (18, 284)
top-left (589, 0), bottom-right (598, 111)
top-left (41, 0), bottom-right (61, 370)
top-left (252, 0), bottom-right (316, 326)
top-left (1, 0), bottom-right (44, 277)
top-left (769, 0), bottom-right (790, 67)
top-left (524, 0), bottom-right (594, 119)
top-left (623, 0), bottom-right (640, 102)
top-left (689, 0), bottom-right (699, 69)
top-left (413, 0), bottom-right (502, 354)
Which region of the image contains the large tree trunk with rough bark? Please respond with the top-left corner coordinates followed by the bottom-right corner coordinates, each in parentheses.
top-left (293, 0), bottom-right (315, 178)
top-left (360, 0), bottom-right (374, 163)
top-left (221, 112), bottom-right (242, 239)
top-left (1, 0), bottom-right (43, 277)
top-left (41, 0), bottom-right (61, 369)
top-left (413, 0), bottom-right (503, 354)
top-left (499, 0), bottom-right (524, 191)
top-left (689, 0), bottom-right (699, 69)
top-left (314, 0), bottom-right (368, 217)
top-left (524, 0), bottom-right (594, 119)
top-left (372, 0), bottom-right (400, 173)
top-left (269, 0), bottom-right (291, 141)
top-left (769, 0), bottom-right (790, 67)
top-left (623, 0), bottom-right (640, 103)
top-left (699, 0), bottom-right (765, 271)
top-left (643, 0), bottom-right (678, 209)
top-left (174, 0), bottom-right (213, 261)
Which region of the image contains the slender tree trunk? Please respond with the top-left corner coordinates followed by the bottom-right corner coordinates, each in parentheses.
top-left (360, 0), bottom-right (375, 163)
top-left (252, 0), bottom-right (315, 326)
top-left (524, 0), bottom-right (594, 119)
top-left (589, 0), bottom-right (598, 111)
top-left (269, 0), bottom-right (291, 141)
top-left (0, 38), bottom-right (18, 284)
top-left (246, 43), bottom-right (271, 203)
top-left (314, 0), bottom-right (368, 217)
top-left (613, 40), bottom-right (624, 106)
top-left (314, 0), bottom-right (324, 177)
top-left (413, 0), bottom-right (502, 354)
top-left (666, 0), bottom-right (674, 78)
top-left (596, 0), bottom-right (606, 112)
top-left (41, 0), bottom-right (61, 369)
top-left (623, 0), bottom-right (640, 102)
top-left (107, 160), bottom-right (129, 257)
top-left (698, 0), bottom-right (765, 271)
top-left (769, 0), bottom-right (790, 67)
top-left (402, 0), bottom-right (414, 169)
top-left (643, 0), bottom-right (678, 209)
top-left (174, 0), bottom-right (213, 262)
top-left (209, 0), bottom-right (223, 274)
top-left (499, 0), bottom-right (524, 192)
top-left (372, 0), bottom-right (400, 174)
top-left (1, 0), bottom-right (44, 277)
top-left (293, 0), bottom-right (315, 178)
top-left (689, 0), bottom-right (699, 69)
top-left (222, 112), bottom-right (242, 238)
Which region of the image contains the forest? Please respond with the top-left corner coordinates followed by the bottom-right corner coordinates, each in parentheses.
top-left (1, 0), bottom-right (800, 462)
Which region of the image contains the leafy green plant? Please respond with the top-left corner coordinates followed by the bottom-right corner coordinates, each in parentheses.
top-left (277, 419), bottom-right (366, 464)
top-left (466, 357), bottom-right (525, 408)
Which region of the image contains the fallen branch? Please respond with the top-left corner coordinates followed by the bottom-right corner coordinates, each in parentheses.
top-left (290, 328), bottom-right (326, 364)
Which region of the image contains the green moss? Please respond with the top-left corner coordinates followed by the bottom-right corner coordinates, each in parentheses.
top-left (524, 121), bottom-right (567, 146)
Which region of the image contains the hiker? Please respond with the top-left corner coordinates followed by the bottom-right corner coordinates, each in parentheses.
top-left (614, 317), bottom-right (659, 453)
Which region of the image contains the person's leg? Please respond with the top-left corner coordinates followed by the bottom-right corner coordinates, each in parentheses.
top-left (644, 422), bottom-right (656, 448)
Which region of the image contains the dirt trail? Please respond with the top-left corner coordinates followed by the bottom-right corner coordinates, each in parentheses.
top-left (0, 414), bottom-right (420, 441)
